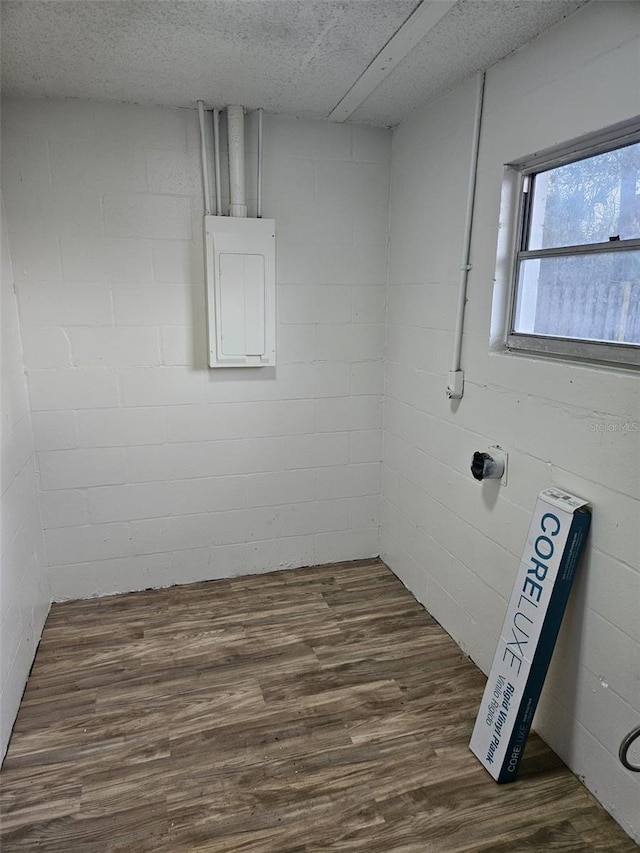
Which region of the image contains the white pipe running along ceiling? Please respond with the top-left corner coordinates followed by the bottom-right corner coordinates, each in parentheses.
top-left (1, 0), bottom-right (588, 127)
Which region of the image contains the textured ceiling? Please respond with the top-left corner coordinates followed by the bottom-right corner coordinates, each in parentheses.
top-left (351, 0), bottom-right (590, 125)
top-left (1, 0), bottom-right (589, 127)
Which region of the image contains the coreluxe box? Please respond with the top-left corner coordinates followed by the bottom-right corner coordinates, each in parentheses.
top-left (469, 488), bottom-right (591, 782)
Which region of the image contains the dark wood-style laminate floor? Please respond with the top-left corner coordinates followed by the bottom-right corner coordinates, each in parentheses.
top-left (0, 558), bottom-right (635, 852)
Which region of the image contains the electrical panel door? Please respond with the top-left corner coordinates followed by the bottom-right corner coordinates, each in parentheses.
top-left (204, 216), bottom-right (276, 367)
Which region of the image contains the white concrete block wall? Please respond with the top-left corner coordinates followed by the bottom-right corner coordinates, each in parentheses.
top-left (0, 195), bottom-right (49, 762)
top-left (1, 99), bottom-right (390, 602)
top-left (2, 8), bottom-right (637, 840)
top-left (383, 3), bottom-right (639, 841)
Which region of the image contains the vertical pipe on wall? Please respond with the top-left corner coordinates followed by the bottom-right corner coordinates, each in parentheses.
top-left (213, 108), bottom-right (222, 216)
top-left (257, 108), bottom-right (264, 219)
top-left (447, 72), bottom-right (486, 399)
top-left (227, 105), bottom-right (248, 217)
top-left (197, 100), bottom-right (212, 216)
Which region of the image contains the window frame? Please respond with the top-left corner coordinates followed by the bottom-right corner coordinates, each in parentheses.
top-left (505, 120), bottom-right (640, 369)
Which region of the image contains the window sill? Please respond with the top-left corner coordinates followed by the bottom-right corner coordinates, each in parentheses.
top-left (505, 333), bottom-right (640, 369)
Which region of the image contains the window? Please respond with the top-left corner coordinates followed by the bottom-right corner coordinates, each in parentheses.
top-left (507, 123), bottom-right (640, 367)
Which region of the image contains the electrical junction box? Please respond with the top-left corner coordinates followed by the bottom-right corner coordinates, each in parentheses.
top-left (204, 216), bottom-right (276, 368)
top-left (469, 487), bottom-right (591, 782)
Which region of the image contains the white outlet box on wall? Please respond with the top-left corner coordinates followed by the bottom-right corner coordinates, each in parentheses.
top-left (204, 216), bottom-right (276, 368)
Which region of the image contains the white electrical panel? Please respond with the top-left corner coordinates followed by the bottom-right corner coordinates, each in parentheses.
top-left (204, 216), bottom-right (276, 367)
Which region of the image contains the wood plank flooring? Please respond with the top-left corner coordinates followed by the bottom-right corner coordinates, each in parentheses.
top-left (0, 558), bottom-right (635, 852)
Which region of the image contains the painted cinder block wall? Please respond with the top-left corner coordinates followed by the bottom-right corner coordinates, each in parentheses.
top-left (0, 195), bottom-right (50, 760)
top-left (382, 2), bottom-right (639, 841)
top-left (1, 1), bottom-right (638, 841)
top-left (1, 104), bottom-right (390, 602)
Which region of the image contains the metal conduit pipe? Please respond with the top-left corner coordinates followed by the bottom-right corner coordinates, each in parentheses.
top-left (257, 108), bottom-right (264, 219)
top-left (447, 71), bottom-right (486, 400)
top-left (213, 108), bottom-right (222, 216)
top-left (197, 100), bottom-right (211, 216)
top-left (227, 105), bottom-right (247, 217)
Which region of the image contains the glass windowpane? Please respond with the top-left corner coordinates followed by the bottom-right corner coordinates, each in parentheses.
top-left (514, 250), bottom-right (640, 345)
top-left (527, 141), bottom-right (640, 250)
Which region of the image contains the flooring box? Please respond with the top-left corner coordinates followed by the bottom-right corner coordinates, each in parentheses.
top-left (470, 487), bottom-right (591, 782)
